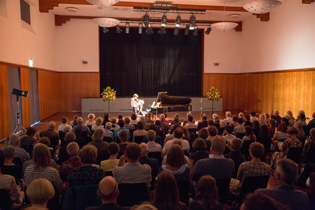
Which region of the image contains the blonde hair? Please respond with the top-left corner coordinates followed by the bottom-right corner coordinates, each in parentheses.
top-left (26, 178), bottom-right (55, 205)
top-left (95, 117), bottom-right (103, 126)
top-left (88, 113), bottom-right (95, 120)
top-left (92, 128), bottom-right (104, 141)
top-left (287, 110), bottom-right (293, 118)
top-left (259, 114), bottom-right (265, 121)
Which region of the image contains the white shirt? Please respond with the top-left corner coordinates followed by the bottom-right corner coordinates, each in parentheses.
top-left (224, 117), bottom-right (233, 124)
top-left (92, 125), bottom-right (105, 131)
top-left (147, 141), bottom-right (162, 152)
top-left (131, 97), bottom-right (140, 108)
top-left (250, 116), bottom-right (259, 122)
top-left (58, 123), bottom-right (72, 132)
top-left (85, 121), bottom-right (96, 126)
top-left (162, 138), bottom-right (190, 155)
top-left (223, 134), bottom-right (236, 144)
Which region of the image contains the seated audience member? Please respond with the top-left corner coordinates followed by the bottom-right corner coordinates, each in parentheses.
top-left (60, 125), bottom-right (72, 146)
top-left (124, 117), bottom-right (135, 130)
top-left (114, 120), bottom-right (130, 140)
top-left (118, 115), bottom-right (123, 121)
top-left (224, 138), bottom-right (245, 178)
top-left (113, 143), bottom-right (151, 188)
top-left (146, 130), bottom-right (162, 152)
top-left (60, 142), bottom-right (82, 182)
top-left (139, 143), bottom-right (159, 188)
top-left (25, 178), bottom-right (55, 210)
top-left (281, 117), bottom-right (289, 127)
top-left (218, 120), bottom-right (226, 136)
top-left (303, 128), bottom-right (315, 163)
top-left (133, 122), bottom-right (148, 142)
top-left (68, 145), bottom-right (106, 187)
top-left (146, 112), bottom-right (154, 124)
top-left (250, 111), bottom-right (258, 122)
top-left (110, 118), bottom-right (120, 131)
top-left (307, 112), bottom-right (315, 133)
top-left (244, 115), bottom-right (252, 127)
top-left (58, 117), bottom-right (72, 132)
top-left (273, 110), bottom-right (282, 124)
top-left (24, 144), bottom-right (63, 199)
top-left (198, 128), bottom-right (209, 141)
top-left (73, 117), bottom-right (92, 136)
top-left (57, 131), bottom-right (77, 165)
top-left (297, 162), bottom-right (315, 188)
top-left (104, 122), bottom-right (114, 140)
top-left (7, 134), bottom-right (30, 164)
top-left (264, 113), bottom-right (271, 125)
top-left (197, 115), bottom-right (208, 131)
top-left (164, 113), bottom-right (169, 124)
top-left (185, 115), bottom-right (197, 129)
top-left (241, 192), bottom-right (287, 210)
top-left (2, 146), bottom-right (23, 185)
top-left (296, 112), bottom-right (307, 126)
top-left (139, 116), bottom-right (148, 130)
top-left (223, 125), bottom-right (236, 144)
top-left (163, 127), bottom-right (190, 155)
top-left (207, 126), bottom-right (218, 142)
top-left (164, 124), bottom-right (182, 145)
top-left (258, 114), bottom-right (267, 127)
top-left (242, 126), bottom-right (256, 142)
top-left (130, 113), bottom-right (139, 125)
top-left (40, 121), bottom-right (59, 150)
top-left (170, 117), bottom-right (180, 131)
top-left (252, 120), bottom-right (261, 137)
top-left (190, 138), bottom-right (210, 169)
top-left (152, 171), bottom-right (187, 210)
top-left (162, 140), bottom-right (191, 169)
top-left (0, 150), bottom-right (24, 210)
top-left (85, 113), bottom-right (96, 126)
top-left (92, 117), bottom-right (105, 131)
top-left (118, 130), bottom-right (129, 158)
top-left (256, 158), bottom-right (311, 210)
top-left (100, 142), bottom-right (120, 173)
top-left (234, 118), bottom-right (245, 135)
top-left (20, 127), bottom-right (38, 156)
top-left (295, 121), bottom-right (306, 140)
top-left (70, 115), bottom-right (78, 127)
top-left (269, 119), bottom-right (276, 134)
top-left (182, 127), bottom-right (191, 142)
top-left (159, 114), bottom-right (170, 131)
top-left (273, 122), bottom-right (289, 141)
top-left (189, 175), bottom-right (222, 210)
top-left (183, 112), bottom-right (194, 126)
top-left (191, 136), bottom-right (234, 182)
top-left (224, 111), bottom-right (233, 125)
top-left (212, 114), bottom-right (221, 130)
top-left (238, 112), bottom-right (245, 120)
top-left (256, 125), bottom-right (272, 153)
top-left (133, 203), bottom-right (157, 210)
top-left (231, 115), bottom-right (238, 127)
top-left (102, 113), bottom-right (110, 126)
top-left (86, 176), bottom-right (130, 210)
top-left (39, 137), bottom-right (58, 162)
top-left (230, 142), bottom-right (270, 195)
top-left (154, 121), bottom-right (166, 144)
top-left (170, 114), bottom-right (181, 125)
top-left (89, 128), bottom-right (109, 154)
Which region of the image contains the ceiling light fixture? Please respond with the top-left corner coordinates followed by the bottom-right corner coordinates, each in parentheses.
top-left (93, 18), bottom-right (120, 28)
top-left (243, 0), bottom-right (282, 14)
top-left (184, 25), bottom-right (189, 36)
top-left (86, 0), bottom-right (118, 7)
top-left (158, 26), bottom-right (167, 34)
top-left (143, 13), bottom-right (150, 28)
top-left (211, 3), bottom-right (238, 31)
top-left (116, 25), bottom-right (122, 33)
top-left (146, 26), bottom-right (153, 35)
top-left (175, 15), bottom-right (181, 28)
top-left (138, 23), bottom-right (142, 34)
top-left (125, 22), bottom-right (130, 34)
top-left (205, 27), bottom-right (212, 35)
top-left (174, 27), bottom-right (179, 35)
top-left (161, 14), bottom-right (167, 27)
top-left (193, 28), bottom-right (198, 36)
top-left (103, 27), bottom-right (109, 33)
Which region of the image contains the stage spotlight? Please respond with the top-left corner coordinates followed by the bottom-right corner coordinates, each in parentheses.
top-left (12, 88), bottom-right (28, 98)
top-left (103, 27), bottom-right (109, 33)
top-left (194, 27), bottom-right (198, 36)
top-left (138, 23), bottom-right (142, 34)
top-left (205, 27), bottom-right (212, 35)
top-left (158, 26), bottom-right (167, 34)
top-left (125, 22), bottom-right (130, 34)
top-left (116, 25), bottom-right (122, 33)
top-left (190, 15), bottom-right (196, 26)
top-left (174, 27), bottom-right (179, 35)
top-left (184, 25), bottom-right (189, 35)
top-left (143, 13), bottom-right (150, 27)
top-left (146, 26), bottom-right (153, 35)
top-left (175, 15), bottom-right (181, 27)
top-left (161, 14), bottom-right (167, 27)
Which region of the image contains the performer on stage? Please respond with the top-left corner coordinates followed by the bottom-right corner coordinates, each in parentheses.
top-left (131, 94), bottom-right (144, 115)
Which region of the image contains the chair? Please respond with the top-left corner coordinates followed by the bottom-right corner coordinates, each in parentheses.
top-left (59, 131), bottom-right (66, 146)
top-left (287, 147), bottom-right (303, 164)
top-left (0, 189), bottom-right (11, 210)
top-left (236, 133), bottom-right (245, 139)
top-left (148, 152), bottom-right (162, 167)
top-left (176, 180), bottom-right (190, 205)
top-left (134, 136), bottom-right (146, 144)
top-left (103, 136), bottom-right (113, 143)
top-left (95, 151), bottom-right (110, 165)
top-left (117, 183), bottom-right (148, 207)
top-left (240, 140), bottom-right (254, 160)
top-left (188, 128), bottom-right (197, 135)
top-left (215, 178), bottom-right (231, 204)
top-left (12, 157), bottom-right (22, 166)
top-left (240, 176), bottom-right (270, 199)
top-left (129, 129), bottom-right (135, 142)
top-left (62, 184), bottom-right (101, 210)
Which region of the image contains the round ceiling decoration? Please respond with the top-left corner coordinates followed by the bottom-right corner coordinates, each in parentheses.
top-left (86, 0), bottom-right (118, 7)
top-left (243, 0), bottom-right (282, 14)
top-left (211, 22), bottom-right (238, 31)
top-left (92, 18), bottom-right (120, 27)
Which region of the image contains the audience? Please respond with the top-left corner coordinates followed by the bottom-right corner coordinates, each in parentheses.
top-left (114, 119), bottom-right (130, 140)
top-left (7, 134), bottom-right (30, 164)
top-left (124, 117), bottom-right (135, 130)
top-left (60, 142), bottom-right (82, 182)
top-left (223, 125), bottom-right (236, 144)
top-left (234, 118), bottom-right (245, 135)
top-left (20, 127), bottom-right (38, 156)
top-left (38, 137), bottom-right (58, 162)
top-left (58, 117), bottom-right (72, 132)
top-left (252, 120), bottom-right (261, 137)
top-left (104, 122), bottom-right (114, 140)
top-left (244, 115), bottom-right (252, 127)
top-left (130, 113), bottom-right (139, 125)
top-left (89, 128), bottom-right (109, 154)
top-left (133, 122), bottom-right (147, 142)
top-left (100, 142), bottom-right (120, 173)
top-left (118, 130), bottom-right (129, 158)
top-left (40, 121), bottom-right (59, 150)
top-left (185, 115), bottom-right (197, 129)
top-left (92, 117), bottom-right (105, 131)
top-left (163, 127), bottom-right (190, 155)
top-left (242, 126), bottom-right (256, 142)
top-left (146, 130), bottom-right (162, 152)
top-left (197, 115), bottom-right (208, 131)
top-left (224, 111), bottom-right (233, 124)
top-left (85, 113), bottom-right (96, 126)
top-left (139, 143), bottom-right (158, 189)
top-left (224, 138), bottom-right (245, 178)
top-left (256, 125), bottom-right (272, 153)
top-left (2, 146), bottom-right (23, 185)
top-left (57, 131), bottom-right (77, 165)
top-left (73, 117), bottom-right (91, 136)
top-left (250, 111), bottom-right (258, 122)
top-left (274, 110), bottom-right (282, 124)
top-left (190, 138), bottom-right (210, 169)
top-left (241, 192), bottom-right (286, 210)
top-left (102, 113), bottom-right (110, 126)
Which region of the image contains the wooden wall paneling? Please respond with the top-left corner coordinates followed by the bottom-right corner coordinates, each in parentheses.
top-left (0, 64), bottom-right (10, 139)
top-left (302, 71), bottom-right (313, 117)
top-left (20, 67), bottom-right (31, 128)
top-left (59, 73), bottom-right (100, 112)
top-left (38, 70), bottom-right (60, 121)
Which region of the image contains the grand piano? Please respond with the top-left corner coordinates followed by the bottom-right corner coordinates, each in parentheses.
top-left (149, 92), bottom-right (192, 114)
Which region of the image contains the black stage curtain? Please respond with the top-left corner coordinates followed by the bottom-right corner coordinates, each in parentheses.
top-left (99, 27), bottom-right (202, 97)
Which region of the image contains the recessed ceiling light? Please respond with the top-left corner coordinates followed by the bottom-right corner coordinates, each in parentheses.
top-left (65, 7), bottom-right (79, 12)
top-left (228, 14), bottom-right (240, 18)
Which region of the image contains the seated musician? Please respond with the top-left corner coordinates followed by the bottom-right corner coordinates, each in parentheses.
top-left (131, 94), bottom-right (144, 116)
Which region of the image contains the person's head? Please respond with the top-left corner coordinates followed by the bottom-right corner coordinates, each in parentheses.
top-left (105, 122), bottom-right (112, 130)
top-left (97, 176), bottom-right (119, 203)
top-left (230, 138), bottom-right (242, 151)
top-left (26, 127), bottom-right (37, 137)
top-left (111, 117), bottom-right (117, 124)
top-left (192, 138), bottom-right (207, 152)
top-left (232, 115), bottom-right (238, 122)
top-left (220, 120), bottom-right (227, 128)
top-left (92, 128), bottom-right (104, 141)
top-left (146, 130), bottom-right (156, 142)
top-left (310, 128), bottom-right (315, 140)
top-left (208, 126), bottom-right (218, 137)
top-left (275, 158), bottom-right (298, 185)
top-left (298, 110), bottom-right (305, 116)
top-left (239, 112), bottom-right (244, 119)
top-left (77, 117), bottom-right (83, 125)
top-left (166, 144), bottom-right (186, 168)
top-left (73, 115), bottom-right (78, 120)
top-left (88, 113), bottom-right (95, 120)
top-left (39, 137), bottom-right (50, 146)
top-left (245, 126), bottom-right (253, 136)
top-left (147, 112), bottom-right (152, 119)
top-left (295, 121), bottom-right (304, 133)
top-left (173, 116), bottom-right (180, 124)
top-left (188, 115), bottom-right (193, 123)
top-left (159, 114), bottom-right (165, 122)
top-left (202, 115), bottom-right (207, 121)
top-left (61, 117), bottom-right (68, 124)
top-left (125, 143), bottom-right (141, 162)
top-left (241, 192), bottom-right (281, 210)
top-left (252, 120), bottom-right (260, 130)
top-left (226, 111), bottom-right (231, 117)
top-left (26, 178), bottom-right (55, 207)
top-left (104, 113), bottom-right (109, 120)
top-left (238, 118), bottom-right (244, 124)
top-left (270, 119), bottom-right (276, 128)
top-left (155, 120), bottom-right (161, 127)
top-left (124, 117), bottom-right (131, 125)
top-left (259, 114), bottom-right (265, 121)
top-left (9, 134), bottom-right (20, 146)
top-left (108, 142), bottom-right (120, 155)
top-left (136, 121), bottom-right (144, 130)
top-left (118, 130), bottom-right (128, 142)
top-left (64, 131), bottom-right (76, 144)
top-left (195, 175), bottom-right (218, 210)
top-left (207, 119), bottom-right (214, 126)
top-left (260, 125), bottom-right (269, 136)
top-left (149, 124), bottom-right (157, 131)
top-left (153, 171), bottom-right (180, 210)
top-left (198, 128), bottom-right (209, 140)
top-left (117, 119), bottom-right (124, 128)
top-left (286, 110), bottom-right (293, 118)
top-left (250, 111), bottom-right (256, 117)
top-left (245, 115), bottom-right (250, 121)
top-left (281, 117), bottom-right (289, 126)
top-left (66, 142), bottom-right (79, 157)
top-left (170, 124), bottom-right (181, 134)
top-left (133, 94), bottom-right (139, 98)
top-left (274, 110), bottom-right (279, 116)
top-left (140, 143), bottom-right (149, 156)
top-left (0, 150), bottom-right (4, 169)
top-left (284, 115), bottom-right (291, 122)
top-left (74, 125), bottom-right (82, 135)
top-left (117, 115), bottom-right (123, 120)
top-left (173, 127), bottom-right (184, 139)
top-left (131, 113), bottom-right (137, 121)
top-left (210, 136), bottom-right (226, 155)
top-left (265, 113), bottom-right (270, 119)
top-left (48, 121), bottom-right (56, 130)
top-left (3, 146), bottom-right (15, 160)
top-left (63, 125), bottom-right (72, 133)
top-left (33, 143), bottom-right (52, 168)
top-left (277, 122), bottom-right (287, 132)
top-left (80, 145), bottom-right (97, 164)
top-left (134, 203), bottom-right (158, 210)
top-left (287, 126), bottom-right (298, 137)
top-left (249, 142), bottom-right (264, 159)
top-left (225, 125), bottom-right (233, 134)
top-left (95, 117), bottom-right (103, 126)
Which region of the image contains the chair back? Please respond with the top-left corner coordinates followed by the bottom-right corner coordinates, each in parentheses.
top-left (129, 129), bottom-right (135, 142)
top-left (148, 152), bottom-right (162, 166)
top-left (176, 180), bottom-right (190, 205)
top-left (12, 157), bottom-right (22, 166)
top-left (117, 183), bottom-right (148, 207)
top-left (236, 133), bottom-right (245, 139)
top-left (103, 136), bottom-right (113, 143)
top-left (240, 140), bottom-right (254, 159)
top-left (0, 189), bottom-right (11, 210)
top-left (215, 178), bottom-right (231, 204)
top-left (188, 128), bottom-right (197, 135)
top-left (240, 176), bottom-right (270, 199)
top-left (287, 147), bottom-right (303, 164)
top-left (134, 136), bottom-right (146, 144)
top-left (95, 151), bottom-right (110, 165)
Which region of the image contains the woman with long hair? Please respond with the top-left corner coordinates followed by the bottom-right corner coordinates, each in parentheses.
top-left (242, 126), bottom-right (256, 142)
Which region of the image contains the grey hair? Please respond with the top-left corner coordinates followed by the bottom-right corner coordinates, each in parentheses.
top-left (139, 143), bottom-right (149, 155)
top-left (48, 121), bottom-right (56, 129)
top-left (220, 120), bottom-right (227, 128)
top-left (211, 136), bottom-right (226, 154)
top-left (63, 125), bottom-right (72, 133)
top-left (77, 117), bottom-right (83, 125)
top-left (298, 110), bottom-right (305, 115)
top-left (105, 122), bottom-right (112, 130)
top-left (160, 114), bottom-right (165, 121)
top-left (259, 114), bottom-right (265, 121)
top-left (9, 135), bottom-right (20, 146)
top-left (66, 142), bottom-right (79, 157)
top-left (226, 111), bottom-right (231, 117)
top-left (276, 158), bottom-right (298, 185)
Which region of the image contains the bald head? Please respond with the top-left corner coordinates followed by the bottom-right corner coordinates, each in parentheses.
top-left (210, 136), bottom-right (226, 155)
top-left (98, 176), bottom-right (119, 202)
